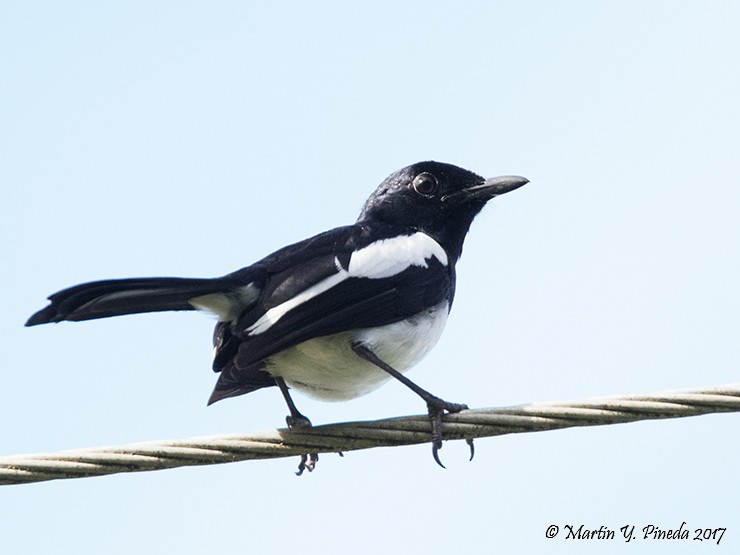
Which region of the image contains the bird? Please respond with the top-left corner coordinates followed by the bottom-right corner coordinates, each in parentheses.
top-left (26, 161), bottom-right (527, 473)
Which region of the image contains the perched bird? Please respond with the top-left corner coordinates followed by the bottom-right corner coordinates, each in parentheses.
top-left (26, 161), bottom-right (527, 472)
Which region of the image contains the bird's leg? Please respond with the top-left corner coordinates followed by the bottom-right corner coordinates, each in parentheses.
top-left (276, 376), bottom-right (312, 429)
top-left (275, 377), bottom-right (318, 475)
top-left (295, 453), bottom-right (319, 476)
top-left (351, 342), bottom-right (472, 467)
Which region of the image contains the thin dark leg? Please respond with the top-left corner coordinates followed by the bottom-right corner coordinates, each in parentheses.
top-left (276, 376), bottom-right (312, 429)
top-left (351, 342), bottom-right (473, 467)
top-left (275, 377), bottom-right (317, 476)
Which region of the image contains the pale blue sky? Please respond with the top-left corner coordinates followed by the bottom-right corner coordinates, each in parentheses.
top-left (2, 2), bottom-right (739, 553)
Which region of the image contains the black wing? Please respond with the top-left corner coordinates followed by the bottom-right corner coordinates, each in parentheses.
top-left (229, 226), bottom-right (454, 370)
top-left (209, 225), bottom-right (357, 371)
top-left (208, 224), bottom-right (455, 403)
top-left (209, 256), bottom-right (452, 404)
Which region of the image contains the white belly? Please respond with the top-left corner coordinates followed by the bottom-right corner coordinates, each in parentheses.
top-left (265, 301), bottom-right (449, 401)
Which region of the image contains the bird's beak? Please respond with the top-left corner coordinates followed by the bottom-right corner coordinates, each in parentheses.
top-left (443, 175), bottom-right (529, 203)
top-left (470, 175), bottom-right (529, 200)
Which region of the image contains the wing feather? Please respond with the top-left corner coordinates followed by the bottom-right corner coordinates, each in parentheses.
top-left (212, 224), bottom-right (453, 377)
top-left (233, 261), bottom-right (451, 370)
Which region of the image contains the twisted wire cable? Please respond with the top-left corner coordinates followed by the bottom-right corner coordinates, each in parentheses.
top-left (2, 382), bottom-right (738, 485)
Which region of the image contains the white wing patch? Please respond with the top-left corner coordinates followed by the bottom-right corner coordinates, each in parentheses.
top-left (247, 272), bottom-right (347, 335)
top-left (347, 232), bottom-right (448, 279)
top-left (246, 232), bottom-right (447, 336)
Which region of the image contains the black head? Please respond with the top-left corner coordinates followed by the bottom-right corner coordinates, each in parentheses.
top-left (358, 161), bottom-right (527, 261)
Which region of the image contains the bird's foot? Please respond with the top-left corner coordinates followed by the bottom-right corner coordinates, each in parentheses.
top-left (285, 413), bottom-right (318, 476)
top-left (426, 397), bottom-right (472, 468)
top-left (285, 413), bottom-right (312, 430)
top-left (296, 453), bottom-right (319, 476)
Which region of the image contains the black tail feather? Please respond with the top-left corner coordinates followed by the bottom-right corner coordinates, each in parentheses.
top-left (207, 359), bottom-right (277, 405)
top-left (26, 277), bottom-right (231, 326)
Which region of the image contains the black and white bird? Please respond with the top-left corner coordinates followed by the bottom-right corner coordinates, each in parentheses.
top-left (26, 161), bottom-right (527, 471)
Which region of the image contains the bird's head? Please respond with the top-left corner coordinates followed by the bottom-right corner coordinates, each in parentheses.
top-left (357, 161), bottom-right (528, 261)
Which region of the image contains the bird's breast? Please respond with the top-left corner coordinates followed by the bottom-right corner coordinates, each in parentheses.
top-left (264, 300), bottom-right (450, 401)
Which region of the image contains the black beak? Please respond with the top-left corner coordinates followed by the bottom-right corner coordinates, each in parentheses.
top-left (444, 175), bottom-right (529, 203)
top-left (482, 175), bottom-right (529, 196)
top-left (469, 175), bottom-right (529, 201)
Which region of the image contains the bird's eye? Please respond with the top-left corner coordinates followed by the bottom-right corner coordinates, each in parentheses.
top-left (412, 173), bottom-right (438, 196)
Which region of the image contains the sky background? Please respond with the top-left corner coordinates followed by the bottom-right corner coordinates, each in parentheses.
top-left (2, 2), bottom-right (739, 553)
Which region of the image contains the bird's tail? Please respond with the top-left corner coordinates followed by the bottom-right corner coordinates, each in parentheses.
top-left (26, 277), bottom-right (234, 326)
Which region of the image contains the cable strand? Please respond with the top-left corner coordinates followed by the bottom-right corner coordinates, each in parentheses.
top-left (1, 382), bottom-right (738, 485)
